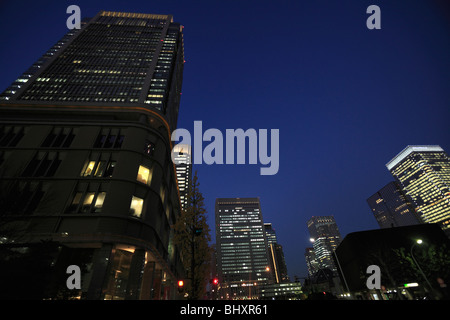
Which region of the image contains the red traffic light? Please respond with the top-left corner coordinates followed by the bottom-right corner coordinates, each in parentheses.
top-left (213, 278), bottom-right (219, 285)
top-left (178, 280), bottom-right (184, 287)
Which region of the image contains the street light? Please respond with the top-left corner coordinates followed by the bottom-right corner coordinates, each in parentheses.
top-left (410, 239), bottom-right (434, 298)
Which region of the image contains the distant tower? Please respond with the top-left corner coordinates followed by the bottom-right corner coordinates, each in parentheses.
top-left (215, 198), bottom-right (271, 299)
top-left (172, 144), bottom-right (192, 211)
top-left (264, 223), bottom-right (289, 283)
top-left (305, 247), bottom-right (319, 277)
top-left (367, 181), bottom-right (422, 228)
top-left (307, 216), bottom-right (342, 271)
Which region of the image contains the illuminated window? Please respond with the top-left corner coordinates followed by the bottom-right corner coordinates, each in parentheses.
top-left (81, 159), bottom-right (116, 177)
top-left (94, 161), bottom-right (106, 177)
top-left (82, 161), bottom-right (96, 176)
top-left (81, 192), bottom-right (95, 212)
top-left (130, 196), bottom-right (144, 218)
top-left (66, 190), bottom-right (107, 214)
top-left (94, 192), bottom-right (106, 212)
top-left (137, 165), bottom-right (153, 185)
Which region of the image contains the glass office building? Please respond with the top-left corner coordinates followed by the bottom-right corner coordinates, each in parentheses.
top-left (367, 181), bottom-right (422, 229)
top-left (307, 216), bottom-right (342, 272)
top-left (386, 145), bottom-right (450, 236)
top-left (215, 198), bottom-right (271, 299)
top-left (0, 11), bottom-right (185, 299)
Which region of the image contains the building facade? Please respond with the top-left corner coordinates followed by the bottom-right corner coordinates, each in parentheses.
top-left (0, 11), bottom-right (186, 300)
top-left (171, 144), bottom-right (192, 211)
top-left (307, 216), bottom-right (342, 272)
top-left (367, 181), bottom-right (422, 229)
top-left (305, 247), bottom-right (319, 278)
top-left (386, 145), bottom-right (450, 236)
top-left (264, 223), bottom-right (289, 283)
top-left (215, 197), bottom-right (271, 299)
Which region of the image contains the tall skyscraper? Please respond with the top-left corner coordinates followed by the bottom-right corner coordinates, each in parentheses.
top-left (264, 223), bottom-right (277, 245)
top-left (172, 144), bottom-right (192, 211)
top-left (367, 181), bottom-right (422, 229)
top-left (0, 11), bottom-right (185, 300)
top-left (215, 198), bottom-right (271, 299)
top-left (307, 216), bottom-right (341, 272)
top-left (264, 223), bottom-right (289, 283)
top-left (304, 247), bottom-right (319, 278)
top-left (386, 145), bottom-right (450, 236)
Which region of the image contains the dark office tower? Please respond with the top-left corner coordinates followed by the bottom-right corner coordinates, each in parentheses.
top-left (305, 247), bottom-right (319, 278)
top-left (386, 145), bottom-right (450, 236)
top-left (264, 223), bottom-right (289, 283)
top-left (367, 181), bottom-right (422, 229)
top-left (307, 216), bottom-right (342, 272)
top-left (172, 144), bottom-right (191, 211)
top-left (0, 11), bottom-right (185, 300)
top-left (264, 223), bottom-right (277, 245)
top-left (215, 198), bottom-right (271, 300)
top-left (268, 244), bottom-right (289, 283)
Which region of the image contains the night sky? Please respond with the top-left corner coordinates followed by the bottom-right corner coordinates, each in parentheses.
top-left (1, 0), bottom-right (449, 280)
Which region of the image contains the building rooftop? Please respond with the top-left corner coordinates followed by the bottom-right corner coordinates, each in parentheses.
top-left (385, 145), bottom-right (443, 171)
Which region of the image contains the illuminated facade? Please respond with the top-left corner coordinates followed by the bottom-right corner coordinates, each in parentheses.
top-left (172, 144), bottom-right (191, 211)
top-left (307, 216), bottom-right (341, 272)
top-left (386, 145), bottom-right (450, 236)
top-left (0, 11), bottom-right (185, 299)
top-left (215, 198), bottom-right (271, 299)
top-left (367, 181), bottom-right (422, 228)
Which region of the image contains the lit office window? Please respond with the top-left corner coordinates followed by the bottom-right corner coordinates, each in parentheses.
top-left (137, 165), bottom-right (152, 185)
top-left (130, 196), bottom-right (144, 218)
top-left (82, 161), bottom-right (96, 176)
top-left (94, 161), bottom-right (106, 177)
top-left (94, 192), bottom-right (106, 212)
top-left (81, 159), bottom-right (116, 177)
top-left (81, 192), bottom-right (95, 212)
top-left (66, 190), bottom-right (107, 213)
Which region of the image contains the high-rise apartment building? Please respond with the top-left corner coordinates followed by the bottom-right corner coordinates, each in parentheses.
top-left (367, 181), bottom-right (422, 229)
top-left (0, 11), bottom-right (185, 300)
top-left (215, 198), bottom-right (271, 299)
top-left (386, 145), bottom-right (450, 236)
top-left (307, 216), bottom-right (341, 272)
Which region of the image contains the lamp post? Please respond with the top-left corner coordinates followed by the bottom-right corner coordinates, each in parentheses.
top-left (410, 239), bottom-right (434, 298)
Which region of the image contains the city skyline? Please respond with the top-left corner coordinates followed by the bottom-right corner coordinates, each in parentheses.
top-left (0, 0), bottom-right (449, 281)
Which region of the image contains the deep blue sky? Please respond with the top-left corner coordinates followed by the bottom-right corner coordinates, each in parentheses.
top-left (1, 0), bottom-right (449, 280)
